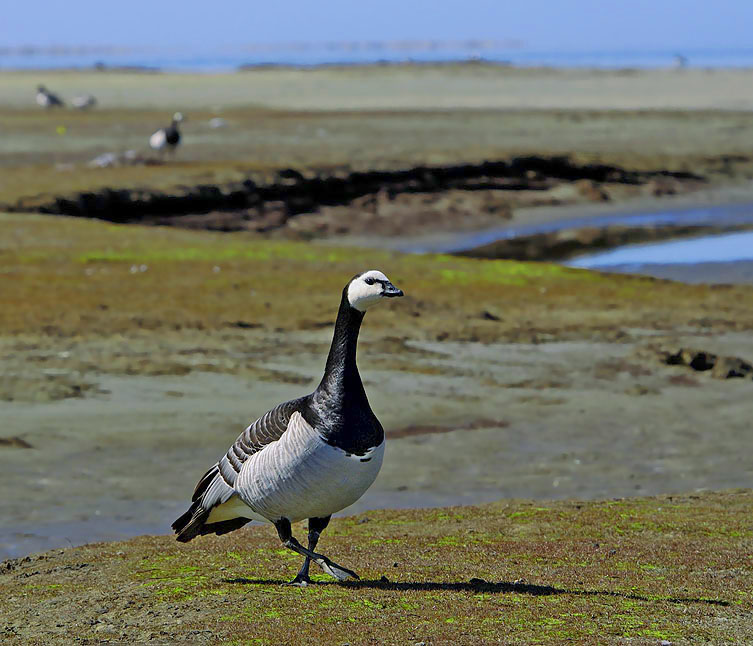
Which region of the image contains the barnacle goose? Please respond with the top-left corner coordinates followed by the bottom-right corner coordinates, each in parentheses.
top-left (173, 270), bottom-right (404, 585)
top-left (149, 112), bottom-right (183, 156)
top-left (36, 85), bottom-right (64, 109)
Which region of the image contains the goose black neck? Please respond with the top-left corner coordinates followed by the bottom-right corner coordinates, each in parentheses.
top-left (317, 289), bottom-right (365, 397)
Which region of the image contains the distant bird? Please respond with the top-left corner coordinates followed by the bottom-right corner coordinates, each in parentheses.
top-left (87, 150), bottom-right (143, 168)
top-left (149, 112), bottom-right (183, 157)
top-left (71, 94), bottom-right (97, 110)
top-left (172, 270), bottom-right (405, 585)
top-left (36, 85), bottom-right (64, 109)
top-left (88, 152), bottom-right (119, 168)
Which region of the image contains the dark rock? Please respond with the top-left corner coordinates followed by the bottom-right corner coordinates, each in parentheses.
top-left (0, 436), bottom-right (33, 449)
top-left (660, 347), bottom-right (753, 380)
top-left (663, 348), bottom-right (716, 370)
top-left (711, 356), bottom-right (753, 379)
top-left (277, 168), bottom-right (305, 182)
top-left (226, 321), bottom-right (262, 329)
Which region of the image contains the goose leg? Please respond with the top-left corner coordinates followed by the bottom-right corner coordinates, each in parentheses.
top-left (274, 518), bottom-right (359, 583)
top-left (288, 516), bottom-right (331, 586)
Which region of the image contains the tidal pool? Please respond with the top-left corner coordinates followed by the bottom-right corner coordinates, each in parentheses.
top-left (403, 200), bottom-right (753, 254)
top-left (569, 230), bottom-right (753, 268)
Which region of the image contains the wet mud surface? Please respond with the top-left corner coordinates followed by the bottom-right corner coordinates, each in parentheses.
top-left (3, 327), bottom-right (753, 560)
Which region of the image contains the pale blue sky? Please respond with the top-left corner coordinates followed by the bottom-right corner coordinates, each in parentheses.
top-left (2, 0), bottom-right (751, 51)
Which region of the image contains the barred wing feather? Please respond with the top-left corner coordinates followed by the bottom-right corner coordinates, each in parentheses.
top-left (172, 396), bottom-right (307, 541)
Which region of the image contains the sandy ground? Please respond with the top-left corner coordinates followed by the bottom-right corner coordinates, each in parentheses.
top-left (2, 67), bottom-right (753, 208)
top-left (4, 65), bottom-right (753, 111)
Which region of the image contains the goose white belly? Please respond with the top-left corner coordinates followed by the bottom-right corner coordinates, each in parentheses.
top-left (234, 412), bottom-right (384, 523)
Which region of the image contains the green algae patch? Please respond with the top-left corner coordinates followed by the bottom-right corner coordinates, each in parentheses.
top-left (1, 491), bottom-right (751, 645)
top-left (75, 241), bottom-right (358, 265)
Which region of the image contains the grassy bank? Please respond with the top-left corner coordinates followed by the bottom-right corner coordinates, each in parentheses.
top-left (2, 211), bottom-right (753, 344)
top-left (1, 491), bottom-right (751, 644)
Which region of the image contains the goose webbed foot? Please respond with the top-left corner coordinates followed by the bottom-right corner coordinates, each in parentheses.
top-left (315, 558), bottom-right (359, 581)
top-left (276, 516), bottom-right (358, 584)
top-left (286, 571), bottom-right (311, 587)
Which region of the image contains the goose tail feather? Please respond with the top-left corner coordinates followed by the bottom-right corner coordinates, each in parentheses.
top-left (172, 464), bottom-right (247, 542)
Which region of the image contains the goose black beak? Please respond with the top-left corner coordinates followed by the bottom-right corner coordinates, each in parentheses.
top-left (383, 282), bottom-right (404, 298)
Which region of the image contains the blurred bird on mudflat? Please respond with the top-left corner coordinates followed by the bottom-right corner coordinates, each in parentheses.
top-left (71, 94), bottom-right (97, 110)
top-left (150, 112), bottom-right (184, 157)
top-left (36, 85), bottom-right (64, 109)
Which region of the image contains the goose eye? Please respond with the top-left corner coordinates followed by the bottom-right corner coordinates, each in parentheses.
top-left (364, 277), bottom-right (375, 285)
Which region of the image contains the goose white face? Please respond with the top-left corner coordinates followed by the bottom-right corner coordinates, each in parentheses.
top-left (347, 270), bottom-right (404, 312)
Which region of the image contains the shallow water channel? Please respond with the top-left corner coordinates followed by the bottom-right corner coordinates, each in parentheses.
top-left (407, 200), bottom-right (753, 256)
top-left (413, 199), bottom-right (753, 284)
top-left (568, 229), bottom-right (753, 283)
top-left (570, 229), bottom-right (753, 267)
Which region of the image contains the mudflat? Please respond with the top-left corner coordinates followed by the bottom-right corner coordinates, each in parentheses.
top-left (6, 65), bottom-right (753, 111)
top-left (3, 66), bottom-right (753, 207)
top-left (2, 65), bottom-right (753, 582)
top-left (2, 212), bottom-right (753, 559)
top-left (3, 64), bottom-right (753, 645)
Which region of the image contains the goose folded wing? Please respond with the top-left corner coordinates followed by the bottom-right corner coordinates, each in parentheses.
top-left (172, 396), bottom-right (308, 540)
top-left (193, 395), bottom-right (307, 501)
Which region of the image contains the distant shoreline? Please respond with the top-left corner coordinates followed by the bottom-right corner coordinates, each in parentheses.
top-left (4, 44), bottom-right (753, 73)
top-left (4, 60), bottom-right (753, 76)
